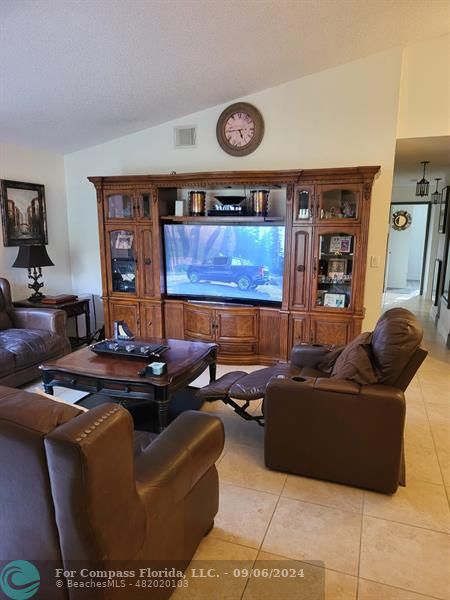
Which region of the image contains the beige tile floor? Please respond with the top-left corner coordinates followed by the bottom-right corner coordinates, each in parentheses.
top-left (175, 297), bottom-right (450, 600)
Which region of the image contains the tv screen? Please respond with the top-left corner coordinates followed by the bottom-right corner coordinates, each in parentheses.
top-left (163, 224), bottom-right (285, 304)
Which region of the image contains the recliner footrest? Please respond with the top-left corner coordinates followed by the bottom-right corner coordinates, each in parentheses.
top-left (195, 371), bottom-right (248, 402)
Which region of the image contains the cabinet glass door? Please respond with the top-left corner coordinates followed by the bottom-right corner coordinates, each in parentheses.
top-left (317, 185), bottom-right (361, 222)
top-left (105, 193), bottom-right (134, 220)
top-left (137, 191), bottom-right (152, 220)
top-left (109, 229), bottom-right (136, 294)
top-left (314, 231), bottom-right (355, 309)
top-left (293, 186), bottom-right (314, 223)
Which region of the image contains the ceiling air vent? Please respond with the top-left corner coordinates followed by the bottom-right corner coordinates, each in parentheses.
top-left (174, 126), bottom-right (197, 148)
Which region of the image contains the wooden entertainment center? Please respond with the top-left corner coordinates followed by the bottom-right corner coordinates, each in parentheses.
top-left (89, 166), bottom-right (380, 364)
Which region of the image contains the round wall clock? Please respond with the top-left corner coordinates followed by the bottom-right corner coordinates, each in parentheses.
top-left (392, 210), bottom-right (412, 231)
top-left (216, 102), bottom-right (264, 156)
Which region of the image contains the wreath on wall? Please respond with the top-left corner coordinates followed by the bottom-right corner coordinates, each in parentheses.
top-left (392, 210), bottom-right (412, 231)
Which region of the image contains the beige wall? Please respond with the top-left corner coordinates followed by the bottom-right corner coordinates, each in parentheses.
top-left (397, 34), bottom-right (450, 139)
top-left (0, 143), bottom-right (72, 299)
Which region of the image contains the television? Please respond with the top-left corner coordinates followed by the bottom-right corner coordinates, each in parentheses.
top-left (163, 224), bottom-right (285, 304)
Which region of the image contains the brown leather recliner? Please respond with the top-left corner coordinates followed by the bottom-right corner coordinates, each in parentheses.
top-left (0, 385), bottom-right (224, 599)
top-left (0, 278), bottom-right (71, 387)
top-left (264, 308), bottom-right (428, 494)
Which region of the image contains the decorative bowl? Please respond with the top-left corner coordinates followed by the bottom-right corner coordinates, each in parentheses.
top-left (214, 196), bottom-right (246, 206)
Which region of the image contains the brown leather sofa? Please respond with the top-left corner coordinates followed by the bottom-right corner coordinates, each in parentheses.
top-left (0, 278), bottom-right (70, 387)
top-left (264, 308), bottom-right (428, 494)
top-left (0, 385), bottom-right (224, 599)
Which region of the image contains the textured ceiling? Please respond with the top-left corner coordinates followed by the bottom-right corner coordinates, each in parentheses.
top-left (0, 0), bottom-right (449, 153)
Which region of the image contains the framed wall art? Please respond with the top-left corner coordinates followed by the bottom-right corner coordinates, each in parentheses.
top-left (0, 180), bottom-right (48, 246)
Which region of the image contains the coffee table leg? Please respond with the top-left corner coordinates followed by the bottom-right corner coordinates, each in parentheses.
top-left (209, 362), bottom-right (216, 383)
top-left (42, 372), bottom-right (54, 395)
top-left (155, 388), bottom-right (169, 432)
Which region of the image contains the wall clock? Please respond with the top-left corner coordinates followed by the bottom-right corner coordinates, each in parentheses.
top-left (392, 210), bottom-right (412, 231)
top-left (216, 102), bottom-right (264, 156)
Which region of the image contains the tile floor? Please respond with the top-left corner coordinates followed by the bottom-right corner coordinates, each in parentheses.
top-left (27, 297), bottom-right (449, 599)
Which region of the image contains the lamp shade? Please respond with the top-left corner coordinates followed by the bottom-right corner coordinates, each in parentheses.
top-left (12, 245), bottom-right (54, 268)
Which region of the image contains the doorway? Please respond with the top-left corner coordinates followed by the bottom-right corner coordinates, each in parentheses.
top-left (384, 203), bottom-right (430, 305)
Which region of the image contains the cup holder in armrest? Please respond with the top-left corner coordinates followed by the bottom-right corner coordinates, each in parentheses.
top-left (291, 376), bottom-right (308, 382)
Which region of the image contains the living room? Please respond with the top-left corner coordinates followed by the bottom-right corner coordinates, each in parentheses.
top-left (0, 2), bottom-right (449, 599)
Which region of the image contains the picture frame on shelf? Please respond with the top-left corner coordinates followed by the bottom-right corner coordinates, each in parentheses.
top-left (323, 292), bottom-right (346, 308)
top-left (114, 233), bottom-right (134, 250)
top-left (0, 179), bottom-right (48, 247)
top-left (438, 186), bottom-right (449, 234)
top-left (327, 258), bottom-right (347, 280)
top-left (328, 235), bottom-right (352, 254)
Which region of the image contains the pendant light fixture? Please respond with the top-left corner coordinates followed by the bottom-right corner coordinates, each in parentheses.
top-left (416, 161), bottom-right (430, 197)
top-left (431, 178), bottom-right (442, 205)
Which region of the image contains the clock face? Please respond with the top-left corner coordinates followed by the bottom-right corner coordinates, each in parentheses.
top-left (216, 102), bottom-right (264, 156)
top-left (224, 112), bottom-right (255, 148)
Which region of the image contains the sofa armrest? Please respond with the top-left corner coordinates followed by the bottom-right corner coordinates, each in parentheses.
top-left (290, 343), bottom-right (344, 370)
top-left (11, 307), bottom-right (67, 337)
top-left (135, 411), bottom-right (224, 505)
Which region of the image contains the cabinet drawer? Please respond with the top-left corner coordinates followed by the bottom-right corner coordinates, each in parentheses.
top-left (218, 342), bottom-right (258, 355)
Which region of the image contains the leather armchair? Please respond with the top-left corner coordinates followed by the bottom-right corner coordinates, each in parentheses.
top-left (0, 385), bottom-right (224, 599)
top-left (0, 278), bottom-right (70, 386)
top-left (264, 308), bottom-right (428, 494)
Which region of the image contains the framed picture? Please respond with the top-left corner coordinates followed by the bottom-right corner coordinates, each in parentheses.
top-left (328, 235), bottom-right (352, 254)
top-left (328, 258), bottom-right (347, 279)
top-left (438, 186), bottom-right (449, 234)
top-left (339, 236), bottom-right (352, 253)
top-left (431, 259), bottom-right (442, 306)
top-left (323, 292), bottom-right (346, 308)
top-left (114, 233), bottom-right (134, 250)
top-left (0, 180), bottom-right (48, 246)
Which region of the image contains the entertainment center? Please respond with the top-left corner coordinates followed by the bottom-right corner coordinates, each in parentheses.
top-left (89, 166), bottom-right (380, 364)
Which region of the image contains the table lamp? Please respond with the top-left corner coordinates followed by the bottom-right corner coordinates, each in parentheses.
top-left (12, 245), bottom-right (54, 301)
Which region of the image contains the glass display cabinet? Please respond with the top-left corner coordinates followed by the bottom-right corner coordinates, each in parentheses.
top-left (314, 231), bottom-right (355, 309)
top-left (108, 229), bottom-right (137, 294)
top-left (317, 185), bottom-right (361, 222)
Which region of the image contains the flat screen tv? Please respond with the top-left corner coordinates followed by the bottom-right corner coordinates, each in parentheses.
top-left (163, 224), bottom-right (285, 304)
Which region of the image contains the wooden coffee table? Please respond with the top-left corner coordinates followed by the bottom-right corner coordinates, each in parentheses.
top-left (41, 338), bottom-right (217, 432)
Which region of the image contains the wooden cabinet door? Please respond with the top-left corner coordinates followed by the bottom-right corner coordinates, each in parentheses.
top-left (164, 301), bottom-right (184, 339)
top-left (290, 227), bottom-right (311, 310)
top-left (215, 308), bottom-right (258, 343)
top-left (310, 316), bottom-right (352, 346)
top-left (140, 303), bottom-right (162, 338)
top-left (137, 225), bottom-right (155, 298)
top-left (259, 308), bottom-right (289, 361)
top-left (184, 304), bottom-right (215, 341)
top-left (289, 314), bottom-right (310, 348)
top-left (108, 300), bottom-right (140, 336)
